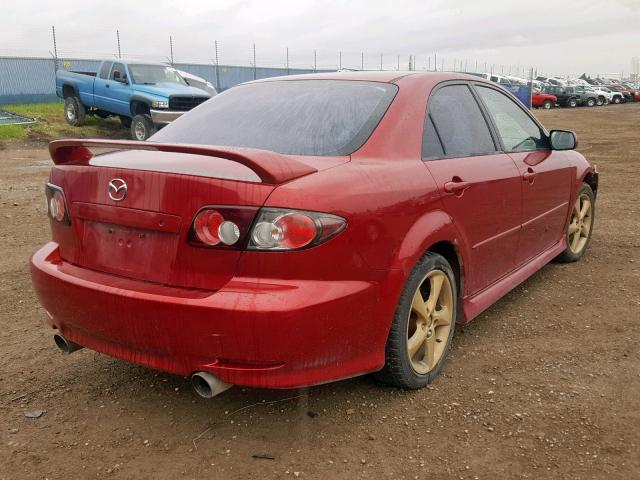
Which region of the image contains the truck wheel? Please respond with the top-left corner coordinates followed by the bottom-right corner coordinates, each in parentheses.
top-left (119, 116), bottom-right (132, 129)
top-left (130, 114), bottom-right (156, 141)
top-left (586, 98), bottom-right (596, 107)
top-left (543, 100), bottom-right (553, 109)
top-left (568, 98), bottom-right (578, 108)
top-left (64, 97), bottom-right (86, 126)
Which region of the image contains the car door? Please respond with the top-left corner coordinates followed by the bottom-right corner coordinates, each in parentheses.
top-left (473, 84), bottom-right (572, 266)
top-left (101, 62), bottom-right (131, 116)
top-left (92, 61), bottom-right (112, 110)
top-left (422, 83), bottom-right (522, 295)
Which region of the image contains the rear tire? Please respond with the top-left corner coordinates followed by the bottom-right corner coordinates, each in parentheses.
top-left (555, 183), bottom-right (595, 263)
top-left (613, 96), bottom-right (622, 104)
top-left (130, 114), bottom-right (155, 141)
top-left (64, 96), bottom-right (86, 126)
top-left (568, 98), bottom-right (578, 108)
top-left (375, 252), bottom-right (457, 389)
top-left (543, 99), bottom-right (553, 110)
top-left (586, 98), bottom-right (596, 107)
top-left (596, 96), bottom-right (604, 106)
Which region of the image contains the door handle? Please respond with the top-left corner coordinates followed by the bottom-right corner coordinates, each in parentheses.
top-left (523, 168), bottom-right (537, 182)
top-left (443, 180), bottom-right (471, 194)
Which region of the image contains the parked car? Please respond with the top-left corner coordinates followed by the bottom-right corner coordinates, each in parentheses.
top-left (176, 69), bottom-right (218, 96)
top-left (592, 86), bottom-right (624, 104)
top-left (56, 60), bottom-right (212, 140)
top-left (607, 85), bottom-right (632, 103)
top-left (543, 86), bottom-right (580, 107)
top-left (32, 72), bottom-right (598, 396)
top-left (532, 91), bottom-right (557, 109)
top-left (479, 73), bottom-right (513, 87)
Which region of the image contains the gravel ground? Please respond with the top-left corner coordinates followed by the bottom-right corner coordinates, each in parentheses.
top-left (0, 104), bottom-right (639, 480)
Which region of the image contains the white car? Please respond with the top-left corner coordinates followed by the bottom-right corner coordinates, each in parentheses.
top-left (593, 86), bottom-right (624, 104)
top-left (176, 69), bottom-right (218, 96)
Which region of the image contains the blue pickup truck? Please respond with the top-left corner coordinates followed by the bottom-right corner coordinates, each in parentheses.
top-left (55, 60), bottom-right (213, 140)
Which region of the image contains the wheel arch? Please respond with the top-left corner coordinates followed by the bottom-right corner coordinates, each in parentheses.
top-left (62, 83), bottom-right (78, 99)
top-left (392, 208), bottom-right (468, 298)
top-left (130, 96), bottom-right (151, 117)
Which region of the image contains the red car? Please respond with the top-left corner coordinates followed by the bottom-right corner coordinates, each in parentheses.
top-left (532, 92), bottom-right (557, 109)
top-left (31, 72), bottom-right (598, 397)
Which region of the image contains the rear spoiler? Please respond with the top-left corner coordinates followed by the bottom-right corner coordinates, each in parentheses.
top-left (48, 139), bottom-right (317, 185)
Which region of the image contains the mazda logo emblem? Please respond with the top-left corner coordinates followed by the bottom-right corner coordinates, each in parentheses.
top-left (108, 178), bottom-right (128, 202)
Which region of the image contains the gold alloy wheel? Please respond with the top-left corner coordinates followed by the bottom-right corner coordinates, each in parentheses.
top-left (406, 270), bottom-right (454, 374)
top-left (568, 194), bottom-right (593, 254)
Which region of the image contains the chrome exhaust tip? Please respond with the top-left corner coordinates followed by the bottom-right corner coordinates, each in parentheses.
top-left (53, 333), bottom-right (83, 354)
top-left (191, 371), bottom-right (232, 399)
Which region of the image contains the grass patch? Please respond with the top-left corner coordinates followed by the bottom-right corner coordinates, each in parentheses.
top-left (0, 102), bottom-right (128, 145)
top-left (0, 124), bottom-right (26, 140)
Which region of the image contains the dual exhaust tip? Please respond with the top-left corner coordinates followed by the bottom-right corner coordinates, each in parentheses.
top-left (53, 334), bottom-right (232, 398)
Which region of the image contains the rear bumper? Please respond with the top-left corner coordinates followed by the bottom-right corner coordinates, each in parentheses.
top-left (150, 109), bottom-right (184, 125)
top-left (30, 242), bottom-right (385, 389)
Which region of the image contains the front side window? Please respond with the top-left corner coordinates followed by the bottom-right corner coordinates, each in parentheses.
top-left (110, 63), bottom-right (126, 82)
top-left (475, 86), bottom-right (547, 152)
top-left (152, 80), bottom-right (397, 156)
top-left (426, 84), bottom-right (496, 157)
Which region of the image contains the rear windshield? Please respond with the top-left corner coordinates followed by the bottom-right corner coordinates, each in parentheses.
top-left (150, 80), bottom-right (398, 156)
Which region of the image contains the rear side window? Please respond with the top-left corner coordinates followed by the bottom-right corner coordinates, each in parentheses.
top-left (475, 86), bottom-right (546, 152)
top-left (151, 80), bottom-right (398, 156)
top-left (426, 85), bottom-right (496, 157)
top-left (422, 115), bottom-right (444, 159)
top-left (98, 62), bottom-right (112, 79)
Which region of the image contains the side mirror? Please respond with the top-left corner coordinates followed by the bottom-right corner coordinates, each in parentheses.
top-left (550, 130), bottom-right (577, 150)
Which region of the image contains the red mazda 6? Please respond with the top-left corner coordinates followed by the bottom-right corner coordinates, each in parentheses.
top-left (31, 72), bottom-right (598, 397)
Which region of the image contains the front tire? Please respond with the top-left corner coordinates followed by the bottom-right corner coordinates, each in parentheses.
top-left (130, 114), bottom-right (156, 141)
top-left (568, 98), bottom-right (578, 108)
top-left (613, 96), bottom-right (622, 104)
top-left (596, 96), bottom-right (604, 106)
top-left (586, 98), bottom-right (596, 107)
top-left (543, 99), bottom-right (553, 110)
top-left (375, 252), bottom-right (457, 389)
top-left (64, 96), bottom-right (86, 126)
top-left (555, 183), bottom-right (595, 263)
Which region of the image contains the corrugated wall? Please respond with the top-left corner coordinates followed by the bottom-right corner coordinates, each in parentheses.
top-left (0, 56), bottom-right (325, 105)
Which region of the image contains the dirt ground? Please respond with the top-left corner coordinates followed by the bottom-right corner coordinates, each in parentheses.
top-left (1, 104), bottom-right (639, 480)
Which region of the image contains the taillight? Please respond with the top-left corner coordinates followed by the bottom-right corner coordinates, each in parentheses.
top-left (248, 208), bottom-right (346, 251)
top-left (45, 184), bottom-right (70, 224)
top-left (189, 207), bottom-right (258, 248)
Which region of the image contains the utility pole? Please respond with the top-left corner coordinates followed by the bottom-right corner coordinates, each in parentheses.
top-left (339, 51), bottom-right (342, 70)
top-left (169, 36), bottom-right (174, 65)
top-left (51, 25), bottom-right (58, 71)
top-left (380, 54), bottom-right (383, 71)
top-left (314, 49), bottom-right (317, 72)
top-left (116, 30), bottom-right (121, 58)
top-left (214, 40), bottom-right (220, 91)
top-left (428, 56), bottom-right (431, 71)
top-left (397, 54), bottom-right (400, 71)
top-left (361, 52), bottom-right (364, 70)
top-left (286, 47), bottom-right (289, 75)
top-left (434, 53), bottom-right (437, 71)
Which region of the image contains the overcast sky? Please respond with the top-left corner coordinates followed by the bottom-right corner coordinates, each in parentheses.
top-left (3, 0), bottom-right (639, 77)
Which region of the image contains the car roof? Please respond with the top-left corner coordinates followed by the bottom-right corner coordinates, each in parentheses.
top-left (249, 71), bottom-right (490, 85)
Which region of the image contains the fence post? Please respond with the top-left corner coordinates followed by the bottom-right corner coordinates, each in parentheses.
top-left (51, 25), bottom-right (58, 72)
top-left (214, 40), bottom-right (221, 90)
top-left (253, 43), bottom-right (257, 80)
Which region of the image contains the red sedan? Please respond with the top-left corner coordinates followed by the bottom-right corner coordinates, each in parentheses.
top-left (31, 72), bottom-right (598, 397)
top-left (532, 92), bottom-right (557, 109)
